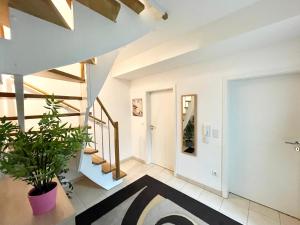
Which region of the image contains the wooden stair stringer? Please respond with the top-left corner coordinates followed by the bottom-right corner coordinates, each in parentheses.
top-left (78, 152), bottom-right (123, 190)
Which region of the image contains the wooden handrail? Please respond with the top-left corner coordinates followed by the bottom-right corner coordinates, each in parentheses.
top-left (96, 97), bottom-right (115, 127)
top-left (96, 97), bottom-right (121, 179)
top-left (0, 92), bottom-right (83, 100)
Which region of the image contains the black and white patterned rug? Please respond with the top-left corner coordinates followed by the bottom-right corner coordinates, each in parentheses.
top-left (76, 175), bottom-right (241, 225)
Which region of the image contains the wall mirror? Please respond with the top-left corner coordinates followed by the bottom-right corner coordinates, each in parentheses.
top-left (182, 95), bottom-right (197, 154)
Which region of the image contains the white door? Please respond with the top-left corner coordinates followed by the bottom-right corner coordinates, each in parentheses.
top-left (150, 89), bottom-right (175, 171)
top-left (228, 73), bottom-right (300, 218)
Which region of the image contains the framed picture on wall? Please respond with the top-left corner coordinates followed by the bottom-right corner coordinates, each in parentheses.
top-left (132, 98), bottom-right (143, 117)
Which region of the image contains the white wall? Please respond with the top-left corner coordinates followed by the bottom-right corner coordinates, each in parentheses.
top-left (129, 38), bottom-right (300, 192)
top-left (99, 74), bottom-right (132, 161)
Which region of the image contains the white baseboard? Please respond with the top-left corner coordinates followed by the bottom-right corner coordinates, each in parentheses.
top-left (120, 156), bottom-right (146, 164)
top-left (175, 174), bottom-right (222, 196)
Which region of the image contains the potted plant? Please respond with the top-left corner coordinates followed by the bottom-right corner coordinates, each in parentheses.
top-left (0, 97), bottom-right (91, 215)
top-left (183, 118), bottom-right (194, 151)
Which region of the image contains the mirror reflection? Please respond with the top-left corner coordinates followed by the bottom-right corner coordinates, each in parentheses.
top-left (182, 95), bottom-right (197, 154)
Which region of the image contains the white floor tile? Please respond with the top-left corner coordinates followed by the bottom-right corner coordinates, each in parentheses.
top-left (146, 164), bottom-right (164, 178)
top-left (197, 190), bottom-right (224, 210)
top-left (181, 182), bottom-right (204, 200)
top-left (72, 159), bottom-right (296, 225)
top-left (249, 202), bottom-right (280, 222)
top-left (156, 169), bottom-right (174, 183)
top-left (227, 193), bottom-right (250, 208)
top-left (248, 210), bottom-right (280, 225)
top-left (167, 176), bottom-right (188, 191)
top-left (220, 194), bottom-right (249, 224)
top-left (69, 193), bottom-right (85, 214)
top-left (73, 178), bottom-right (106, 207)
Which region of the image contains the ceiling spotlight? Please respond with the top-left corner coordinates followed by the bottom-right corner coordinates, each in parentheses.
top-left (144, 0), bottom-right (168, 20)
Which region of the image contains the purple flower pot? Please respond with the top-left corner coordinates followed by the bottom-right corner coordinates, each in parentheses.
top-left (28, 182), bottom-right (57, 215)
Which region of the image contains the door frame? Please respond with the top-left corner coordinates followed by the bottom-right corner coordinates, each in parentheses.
top-left (145, 86), bottom-right (177, 172)
top-left (221, 69), bottom-right (300, 198)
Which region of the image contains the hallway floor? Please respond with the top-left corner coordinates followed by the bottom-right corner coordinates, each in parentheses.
top-left (63, 159), bottom-right (300, 225)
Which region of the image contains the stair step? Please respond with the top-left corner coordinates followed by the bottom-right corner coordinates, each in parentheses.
top-left (101, 163), bottom-right (116, 174)
top-left (3, 112), bottom-right (83, 121)
top-left (33, 69), bottom-right (85, 83)
top-left (0, 92), bottom-right (83, 100)
top-left (84, 147), bottom-right (98, 155)
top-left (91, 155), bottom-right (106, 165)
top-left (119, 0), bottom-right (145, 14)
top-left (77, 1), bottom-right (120, 23)
top-left (9, 0), bottom-right (74, 30)
top-left (9, 126), bottom-right (91, 136)
top-left (112, 170), bottom-right (127, 180)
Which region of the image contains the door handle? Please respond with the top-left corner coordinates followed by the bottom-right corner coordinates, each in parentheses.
top-left (285, 141), bottom-right (300, 145)
top-left (285, 141), bottom-right (300, 152)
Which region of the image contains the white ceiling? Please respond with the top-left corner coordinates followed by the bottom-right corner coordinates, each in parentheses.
top-left (112, 0), bottom-right (300, 80)
top-left (117, 0), bottom-right (260, 61)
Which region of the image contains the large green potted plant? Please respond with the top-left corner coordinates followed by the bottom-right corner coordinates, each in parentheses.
top-left (0, 97), bottom-right (91, 215)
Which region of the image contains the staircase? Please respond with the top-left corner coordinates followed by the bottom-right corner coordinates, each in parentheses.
top-left (79, 96), bottom-right (127, 189)
top-left (0, 0), bottom-right (162, 76)
top-left (0, 58), bottom-right (126, 190)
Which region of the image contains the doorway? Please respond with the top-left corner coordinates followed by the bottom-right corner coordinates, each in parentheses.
top-left (227, 73), bottom-right (300, 218)
top-left (149, 89), bottom-right (175, 171)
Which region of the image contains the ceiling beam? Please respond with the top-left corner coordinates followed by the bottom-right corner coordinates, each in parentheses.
top-left (119, 0), bottom-right (145, 14)
top-left (77, 0), bottom-right (121, 22)
top-left (9, 0), bottom-right (74, 30)
top-left (0, 0), bottom-right (11, 39)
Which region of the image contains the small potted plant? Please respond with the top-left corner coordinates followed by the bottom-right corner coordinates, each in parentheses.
top-left (183, 119), bottom-right (194, 148)
top-left (0, 97), bottom-right (91, 215)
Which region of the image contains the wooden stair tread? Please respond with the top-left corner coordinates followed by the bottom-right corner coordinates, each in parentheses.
top-left (84, 147), bottom-right (98, 154)
top-left (0, 92), bottom-right (83, 100)
top-left (32, 69), bottom-right (85, 83)
top-left (112, 170), bottom-right (127, 180)
top-left (91, 155), bottom-right (106, 165)
top-left (77, 0), bottom-right (120, 22)
top-left (9, 126), bottom-right (90, 136)
top-left (119, 0), bottom-right (145, 14)
top-left (9, 0), bottom-right (74, 30)
top-left (49, 69), bottom-right (85, 83)
top-left (2, 112), bottom-right (83, 121)
top-left (101, 163), bottom-right (116, 174)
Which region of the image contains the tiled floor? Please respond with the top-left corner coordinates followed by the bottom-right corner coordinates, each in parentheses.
top-left (64, 159), bottom-right (300, 225)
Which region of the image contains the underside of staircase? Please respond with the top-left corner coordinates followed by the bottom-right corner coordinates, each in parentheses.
top-left (0, 58), bottom-right (127, 190)
top-left (0, 0), bottom-right (165, 76)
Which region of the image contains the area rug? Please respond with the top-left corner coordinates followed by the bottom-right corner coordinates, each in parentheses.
top-left (76, 175), bottom-right (241, 225)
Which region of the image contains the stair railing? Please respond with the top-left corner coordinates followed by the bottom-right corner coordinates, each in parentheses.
top-left (96, 97), bottom-right (121, 179)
